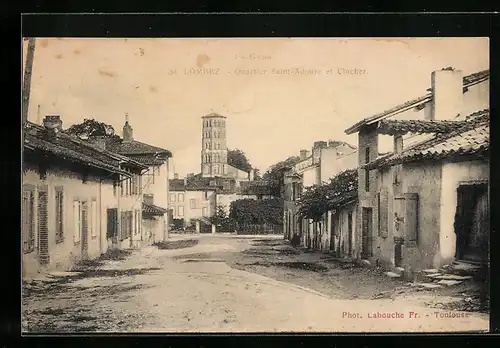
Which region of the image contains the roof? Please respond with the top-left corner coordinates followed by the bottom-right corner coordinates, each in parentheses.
top-left (376, 118), bottom-right (473, 136)
top-left (364, 109), bottom-right (489, 169)
top-left (142, 202), bottom-right (167, 216)
top-left (126, 155), bottom-right (165, 166)
top-left (23, 122), bottom-right (132, 177)
top-left (345, 69), bottom-right (490, 135)
top-left (106, 139), bottom-right (172, 158)
top-left (168, 178), bottom-right (219, 192)
top-left (240, 180), bottom-right (273, 195)
top-left (202, 113), bottom-right (226, 119)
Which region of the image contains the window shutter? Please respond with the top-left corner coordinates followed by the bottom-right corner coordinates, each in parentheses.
top-left (378, 190), bottom-right (389, 238)
top-left (404, 193), bottom-right (419, 246)
top-left (37, 188), bottom-right (49, 263)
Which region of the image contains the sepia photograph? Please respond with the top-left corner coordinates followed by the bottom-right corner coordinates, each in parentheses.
top-left (21, 37), bottom-right (490, 333)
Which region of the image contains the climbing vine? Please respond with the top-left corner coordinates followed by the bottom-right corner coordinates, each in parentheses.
top-left (297, 168), bottom-right (358, 222)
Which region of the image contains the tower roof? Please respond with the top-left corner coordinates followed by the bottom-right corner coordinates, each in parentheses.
top-left (202, 112), bottom-right (226, 119)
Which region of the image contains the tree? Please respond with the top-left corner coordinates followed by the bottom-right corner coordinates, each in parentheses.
top-left (253, 168), bottom-right (262, 180)
top-left (263, 156), bottom-right (301, 197)
top-left (229, 198), bottom-right (284, 225)
top-left (66, 118), bottom-right (122, 142)
top-left (227, 149), bottom-right (252, 173)
top-left (297, 168), bottom-right (358, 222)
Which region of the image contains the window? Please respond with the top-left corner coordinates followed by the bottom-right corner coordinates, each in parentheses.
top-left (204, 191), bottom-right (209, 200)
top-left (190, 199), bottom-right (196, 209)
top-left (170, 193), bottom-right (176, 202)
top-left (178, 206), bottom-right (184, 217)
top-left (120, 180), bottom-right (124, 196)
top-left (113, 182), bottom-right (117, 197)
top-left (55, 187), bottom-right (64, 243)
top-left (91, 199), bottom-right (98, 239)
top-left (377, 190), bottom-right (388, 238)
top-left (73, 201), bottom-right (81, 244)
top-left (22, 186), bottom-right (35, 253)
top-left (202, 207), bottom-right (208, 217)
top-left (178, 193), bottom-right (184, 202)
top-left (172, 206), bottom-right (176, 217)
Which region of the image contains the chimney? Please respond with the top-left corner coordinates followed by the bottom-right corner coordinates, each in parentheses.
top-left (143, 194), bottom-right (154, 205)
top-left (174, 173), bottom-right (179, 179)
top-left (43, 115), bottom-right (63, 131)
top-left (88, 136), bottom-right (107, 150)
top-left (123, 113), bottom-right (133, 141)
top-left (430, 68), bottom-right (464, 121)
top-left (313, 141), bottom-right (328, 149)
top-left (249, 169), bottom-right (254, 181)
top-left (299, 149), bottom-right (309, 160)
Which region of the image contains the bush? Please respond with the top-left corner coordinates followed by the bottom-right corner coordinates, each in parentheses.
top-left (229, 198), bottom-right (284, 225)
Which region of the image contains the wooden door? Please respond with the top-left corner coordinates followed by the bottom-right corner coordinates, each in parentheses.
top-left (81, 202), bottom-right (89, 260)
top-left (361, 207), bottom-right (373, 258)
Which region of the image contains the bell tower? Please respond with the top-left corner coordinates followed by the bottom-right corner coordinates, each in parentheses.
top-left (201, 112), bottom-right (228, 177)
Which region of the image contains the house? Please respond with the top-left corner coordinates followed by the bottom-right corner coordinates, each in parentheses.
top-left (103, 118), bottom-right (172, 244)
top-left (22, 116), bottom-right (146, 277)
top-left (168, 175), bottom-right (217, 230)
top-left (344, 68), bottom-right (489, 273)
top-left (283, 140), bottom-right (359, 250)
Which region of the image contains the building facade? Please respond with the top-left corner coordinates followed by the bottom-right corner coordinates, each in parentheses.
top-left (344, 68), bottom-right (489, 273)
top-left (22, 117), bottom-right (142, 277)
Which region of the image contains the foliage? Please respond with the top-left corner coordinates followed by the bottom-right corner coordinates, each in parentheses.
top-left (171, 218), bottom-right (185, 230)
top-left (227, 149), bottom-right (252, 173)
top-left (66, 118), bottom-right (122, 142)
top-left (229, 198), bottom-right (284, 225)
top-left (263, 156), bottom-right (301, 197)
top-left (252, 168), bottom-right (262, 180)
top-left (297, 168), bottom-right (358, 222)
top-left (209, 205), bottom-right (236, 232)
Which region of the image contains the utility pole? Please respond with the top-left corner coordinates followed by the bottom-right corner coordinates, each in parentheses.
top-left (22, 38), bottom-right (36, 128)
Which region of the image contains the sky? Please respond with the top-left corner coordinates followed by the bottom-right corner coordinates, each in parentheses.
top-left (23, 38), bottom-right (489, 177)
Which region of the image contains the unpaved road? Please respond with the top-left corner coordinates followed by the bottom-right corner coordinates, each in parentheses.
top-left (22, 234), bottom-right (489, 333)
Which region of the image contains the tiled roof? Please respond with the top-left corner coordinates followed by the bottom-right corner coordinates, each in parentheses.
top-left (364, 110), bottom-right (489, 169)
top-left (106, 140), bottom-right (172, 158)
top-left (376, 119), bottom-right (472, 136)
top-left (169, 179), bottom-right (186, 191)
top-left (142, 203), bottom-right (167, 216)
top-left (345, 69), bottom-right (490, 135)
top-left (23, 122), bottom-right (131, 177)
top-left (240, 180), bottom-right (273, 195)
top-left (126, 155), bottom-right (165, 166)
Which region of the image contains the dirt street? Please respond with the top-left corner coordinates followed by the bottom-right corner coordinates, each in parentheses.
top-left (22, 234), bottom-right (489, 333)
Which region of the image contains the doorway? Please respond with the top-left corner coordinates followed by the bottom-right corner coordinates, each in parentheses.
top-left (347, 212), bottom-right (353, 257)
top-left (454, 183), bottom-right (489, 263)
top-left (361, 207), bottom-right (373, 258)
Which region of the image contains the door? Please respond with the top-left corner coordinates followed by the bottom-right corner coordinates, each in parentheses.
top-left (81, 202), bottom-right (89, 260)
top-left (361, 207), bottom-right (373, 258)
top-left (347, 212), bottom-right (353, 256)
top-left (107, 208), bottom-right (118, 243)
top-left (458, 184), bottom-right (489, 262)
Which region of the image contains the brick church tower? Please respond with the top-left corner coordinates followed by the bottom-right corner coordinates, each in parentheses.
top-left (201, 113), bottom-right (228, 177)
